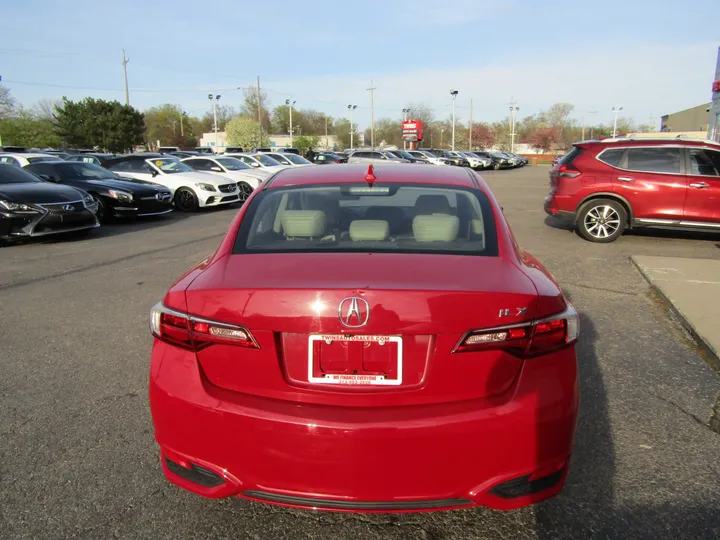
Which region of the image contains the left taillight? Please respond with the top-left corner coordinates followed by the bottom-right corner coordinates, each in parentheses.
top-left (453, 304), bottom-right (579, 357)
top-left (150, 302), bottom-right (259, 351)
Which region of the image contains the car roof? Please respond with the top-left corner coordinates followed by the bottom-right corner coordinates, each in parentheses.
top-left (268, 163), bottom-right (479, 189)
top-left (579, 137), bottom-right (720, 148)
top-left (2, 153), bottom-right (59, 159)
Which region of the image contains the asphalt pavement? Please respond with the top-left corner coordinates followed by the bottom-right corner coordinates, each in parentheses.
top-left (1, 165), bottom-right (719, 540)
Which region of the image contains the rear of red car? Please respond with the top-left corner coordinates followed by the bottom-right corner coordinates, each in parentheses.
top-left (149, 166), bottom-right (579, 511)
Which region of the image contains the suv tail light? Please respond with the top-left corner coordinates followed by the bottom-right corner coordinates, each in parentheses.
top-left (150, 303), bottom-right (259, 351)
top-left (453, 305), bottom-right (579, 357)
top-left (557, 163), bottom-right (580, 178)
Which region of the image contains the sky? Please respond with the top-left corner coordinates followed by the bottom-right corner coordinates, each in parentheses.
top-left (1, 0), bottom-right (719, 131)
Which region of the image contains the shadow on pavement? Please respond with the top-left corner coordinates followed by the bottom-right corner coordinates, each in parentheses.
top-left (543, 215), bottom-right (575, 233)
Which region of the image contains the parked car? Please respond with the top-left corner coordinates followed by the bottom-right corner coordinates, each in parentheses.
top-left (458, 152), bottom-right (491, 170)
top-left (24, 161), bottom-right (172, 223)
top-left (0, 153), bottom-right (64, 167)
top-left (159, 146), bottom-right (181, 154)
top-left (0, 163), bottom-right (99, 240)
top-left (148, 162), bottom-right (579, 511)
top-left (387, 149), bottom-right (431, 164)
top-left (103, 155), bottom-right (240, 212)
top-left (469, 152), bottom-right (501, 170)
top-left (43, 150), bottom-right (72, 160)
top-left (544, 137), bottom-right (720, 242)
top-left (421, 149), bottom-right (470, 167)
top-left (312, 152), bottom-right (347, 164)
top-left (264, 152), bottom-right (313, 167)
top-left (195, 147), bottom-right (215, 154)
top-left (65, 153), bottom-right (119, 166)
top-left (347, 150), bottom-right (409, 164)
top-left (167, 151), bottom-right (203, 159)
top-left (552, 154), bottom-right (564, 167)
top-left (505, 153), bottom-right (528, 166)
top-left (225, 153), bottom-right (289, 171)
top-left (407, 150), bottom-right (452, 166)
top-left (181, 156), bottom-right (266, 202)
top-left (224, 146), bottom-right (244, 154)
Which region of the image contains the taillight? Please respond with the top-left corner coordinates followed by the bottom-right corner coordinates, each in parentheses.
top-left (454, 305), bottom-right (579, 357)
top-left (557, 163), bottom-right (580, 178)
top-left (150, 303), bottom-right (259, 351)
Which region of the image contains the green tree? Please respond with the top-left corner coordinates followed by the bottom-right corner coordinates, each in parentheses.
top-left (293, 135), bottom-right (320, 155)
top-left (334, 118), bottom-right (359, 149)
top-left (0, 115), bottom-right (62, 147)
top-left (226, 116), bottom-right (270, 149)
top-left (54, 97), bottom-right (145, 152)
top-left (0, 85), bottom-right (16, 120)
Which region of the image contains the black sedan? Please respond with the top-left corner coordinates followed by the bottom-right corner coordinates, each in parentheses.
top-left (23, 162), bottom-right (173, 223)
top-left (65, 153), bottom-right (120, 166)
top-left (0, 164), bottom-right (99, 241)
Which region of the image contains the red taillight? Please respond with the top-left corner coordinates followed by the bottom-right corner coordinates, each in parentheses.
top-left (454, 305), bottom-right (579, 357)
top-left (557, 163), bottom-right (580, 178)
top-left (150, 303), bottom-right (259, 351)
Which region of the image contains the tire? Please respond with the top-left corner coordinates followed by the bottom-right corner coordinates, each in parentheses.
top-left (237, 182), bottom-right (253, 203)
top-left (92, 195), bottom-right (108, 223)
top-left (576, 199), bottom-right (627, 243)
top-left (174, 188), bottom-right (199, 212)
top-left (493, 162), bottom-right (501, 170)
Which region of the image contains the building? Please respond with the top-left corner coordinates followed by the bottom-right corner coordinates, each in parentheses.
top-left (660, 103), bottom-right (712, 133)
top-left (198, 132), bottom-right (339, 152)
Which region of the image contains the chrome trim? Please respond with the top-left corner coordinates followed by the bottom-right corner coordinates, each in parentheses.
top-left (22, 222), bottom-right (100, 237)
top-left (689, 182), bottom-right (709, 189)
top-left (37, 199), bottom-right (84, 209)
top-left (678, 221), bottom-right (720, 228)
top-left (114, 207), bottom-right (139, 211)
top-left (136, 208), bottom-right (173, 217)
top-left (633, 218), bottom-right (720, 229)
top-left (634, 218), bottom-right (677, 225)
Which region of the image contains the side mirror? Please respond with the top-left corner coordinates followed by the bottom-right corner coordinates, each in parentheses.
top-left (151, 169), bottom-right (159, 177)
top-left (40, 174), bottom-right (56, 182)
top-left (251, 162), bottom-right (260, 167)
top-left (210, 166), bottom-right (222, 172)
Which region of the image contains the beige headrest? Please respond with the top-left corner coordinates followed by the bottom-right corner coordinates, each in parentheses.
top-left (349, 220), bottom-right (390, 241)
top-left (282, 210), bottom-right (326, 238)
top-left (413, 214), bottom-right (459, 242)
top-left (470, 219), bottom-right (484, 235)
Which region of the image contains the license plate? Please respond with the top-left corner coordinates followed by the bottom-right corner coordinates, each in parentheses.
top-left (307, 334), bottom-right (403, 386)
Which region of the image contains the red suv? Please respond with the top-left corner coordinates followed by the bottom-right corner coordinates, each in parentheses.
top-left (544, 138), bottom-right (720, 242)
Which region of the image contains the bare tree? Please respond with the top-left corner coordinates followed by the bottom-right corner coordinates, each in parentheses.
top-left (32, 99), bottom-right (62, 121)
top-left (0, 85), bottom-right (17, 119)
top-left (404, 102), bottom-right (435, 126)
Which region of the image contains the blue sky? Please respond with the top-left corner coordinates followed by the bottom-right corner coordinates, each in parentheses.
top-left (1, 0), bottom-right (719, 131)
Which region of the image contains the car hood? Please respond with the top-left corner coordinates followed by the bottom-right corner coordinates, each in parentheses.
top-left (0, 181), bottom-right (86, 203)
top-left (164, 171), bottom-right (235, 185)
top-left (84, 178), bottom-right (169, 194)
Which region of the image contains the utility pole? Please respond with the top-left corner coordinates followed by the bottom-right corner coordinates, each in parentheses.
top-left (209, 94), bottom-right (221, 150)
top-left (257, 76), bottom-right (262, 145)
top-left (367, 81), bottom-right (377, 147)
top-left (121, 49), bottom-right (130, 106)
top-left (180, 110), bottom-right (185, 137)
top-left (468, 98), bottom-right (473, 150)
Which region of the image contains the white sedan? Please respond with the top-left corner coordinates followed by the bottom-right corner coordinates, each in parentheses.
top-left (225, 153), bottom-right (290, 172)
top-left (104, 156), bottom-right (240, 212)
top-left (0, 153), bottom-right (64, 167)
top-left (264, 152), bottom-right (313, 167)
top-left (181, 156), bottom-right (264, 202)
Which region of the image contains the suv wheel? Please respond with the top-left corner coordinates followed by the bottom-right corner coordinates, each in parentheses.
top-left (576, 199), bottom-right (627, 243)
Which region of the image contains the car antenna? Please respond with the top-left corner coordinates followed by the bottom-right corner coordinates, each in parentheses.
top-left (365, 164), bottom-right (376, 187)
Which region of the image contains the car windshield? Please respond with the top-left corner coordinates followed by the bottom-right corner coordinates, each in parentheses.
top-left (383, 152), bottom-right (401, 159)
top-left (0, 163), bottom-right (41, 183)
top-left (283, 154), bottom-right (311, 165)
top-left (235, 183), bottom-right (498, 256)
top-left (216, 157), bottom-right (252, 171)
top-left (254, 154), bottom-right (282, 167)
top-left (394, 151), bottom-right (414, 160)
top-left (151, 158), bottom-right (194, 174)
top-left (27, 156), bottom-right (62, 163)
top-left (56, 163), bottom-right (116, 180)
top-left (268, 154), bottom-right (291, 164)
top-left (418, 151), bottom-right (435, 158)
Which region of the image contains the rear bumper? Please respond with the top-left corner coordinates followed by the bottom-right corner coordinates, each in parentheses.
top-left (149, 343), bottom-right (579, 512)
top-left (544, 195), bottom-right (576, 222)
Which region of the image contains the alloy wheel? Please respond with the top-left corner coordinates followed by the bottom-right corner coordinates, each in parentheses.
top-left (583, 205), bottom-right (621, 239)
top-left (237, 182), bottom-right (254, 203)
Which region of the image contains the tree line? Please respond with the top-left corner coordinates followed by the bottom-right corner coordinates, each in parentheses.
top-left (1, 84), bottom-right (653, 154)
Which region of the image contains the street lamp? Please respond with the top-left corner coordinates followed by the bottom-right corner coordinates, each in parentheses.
top-left (208, 94), bottom-right (221, 150)
top-left (347, 105), bottom-right (357, 149)
top-left (402, 108), bottom-right (411, 149)
top-left (509, 105), bottom-right (520, 153)
top-left (612, 106), bottom-right (624, 137)
top-left (450, 90), bottom-right (459, 150)
top-left (285, 99), bottom-right (296, 146)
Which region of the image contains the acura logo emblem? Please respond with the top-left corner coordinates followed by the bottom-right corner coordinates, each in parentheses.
top-left (338, 297), bottom-right (370, 328)
top-left (62, 204), bottom-right (74, 212)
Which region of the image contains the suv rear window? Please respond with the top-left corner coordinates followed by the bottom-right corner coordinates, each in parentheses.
top-left (558, 146), bottom-right (584, 167)
top-left (625, 147), bottom-right (682, 174)
top-left (234, 184), bottom-right (498, 256)
top-left (597, 148), bottom-right (624, 167)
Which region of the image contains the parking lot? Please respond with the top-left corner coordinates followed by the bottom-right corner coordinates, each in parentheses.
top-left (2, 165), bottom-right (720, 540)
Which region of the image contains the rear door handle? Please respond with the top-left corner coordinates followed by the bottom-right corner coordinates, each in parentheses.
top-left (689, 182), bottom-right (709, 189)
top-left (617, 176), bottom-right (634, 182)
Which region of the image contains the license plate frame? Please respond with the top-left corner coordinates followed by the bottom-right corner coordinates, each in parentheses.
top-left (307, 334), bottom-right (403, 386)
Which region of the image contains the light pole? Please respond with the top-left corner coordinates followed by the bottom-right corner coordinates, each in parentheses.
top-left (612, 106), bottom-right (624, 137)
top-left (208, 94), bottom-right (221, 150)
top-left (402, 108), bottom-right (410, 149)
top-left (450, 90), bottom-right (459, 151)
top-left (509, 105), bottom-right (520, 153)
top-left (347, 104), bottom-right (357, 149)
top-left (285, 99), bottom-right (295, 147)
top-left (180, 109), bottom-right (186, 137)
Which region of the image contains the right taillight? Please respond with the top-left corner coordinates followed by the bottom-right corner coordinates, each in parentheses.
top-left (150, 303), bottom-right (259, 351)
top-left (454, 305), bottom-right (579, 357)
top-left (557, 163), bottom-right (580, 178)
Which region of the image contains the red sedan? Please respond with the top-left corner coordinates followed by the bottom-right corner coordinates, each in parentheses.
top-left (149, 163), bottom-right (579, 512)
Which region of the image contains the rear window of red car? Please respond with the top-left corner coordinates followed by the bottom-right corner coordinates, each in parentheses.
top-left (233, 183), bottom-right (499, 256)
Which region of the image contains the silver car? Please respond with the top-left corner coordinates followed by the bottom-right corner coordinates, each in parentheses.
top-left (347, 150), bottom-right (410, 164)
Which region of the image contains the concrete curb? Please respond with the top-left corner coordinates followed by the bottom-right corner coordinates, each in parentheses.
top-left (630, 256), bottom-right (720, 364)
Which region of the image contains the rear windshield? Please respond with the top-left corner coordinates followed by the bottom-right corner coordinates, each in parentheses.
top-left (558, 146), bottom-right (584, 167)
top-left (234, 183), bottom-right (498, 256)
top-left (27, 156), bottom-right (62, 163)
